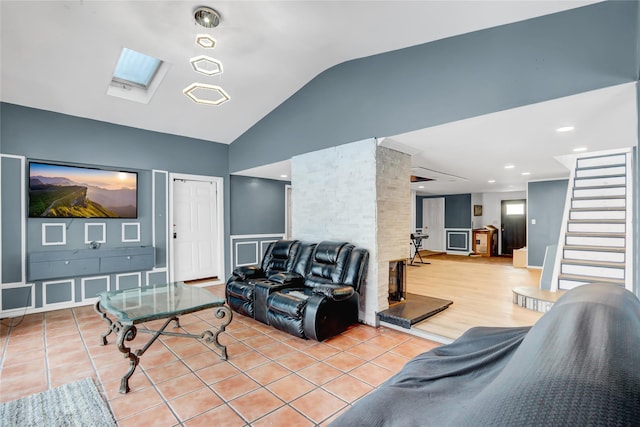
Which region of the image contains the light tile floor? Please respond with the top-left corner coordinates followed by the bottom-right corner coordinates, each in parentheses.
top-left (0, 284), bottom-right (440, 426)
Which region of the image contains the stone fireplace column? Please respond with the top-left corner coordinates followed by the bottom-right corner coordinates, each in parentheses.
top-left (291, 138), bottom-right (411, 326)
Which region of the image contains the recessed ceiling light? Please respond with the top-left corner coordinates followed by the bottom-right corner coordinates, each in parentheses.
top-left (280, 174), bottom-right (288, 178)
top-left (522, 172), bottom-right (531, 176)
top-left (488, 180), bottom-right (496, 183)
top-left (504, 165), bottom-right (515, 169)
top-left (556, 126), bottom-right (575, 132)
top-left (573, 147), bottom-right (588, 152)
top-left (418, 185), bottom-right (425, 189)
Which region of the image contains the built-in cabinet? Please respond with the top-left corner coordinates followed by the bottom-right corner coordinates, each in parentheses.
top-left (28, 246), bottom-right (155, 281)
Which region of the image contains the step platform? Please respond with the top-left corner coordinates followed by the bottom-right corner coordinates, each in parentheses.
top-left (377, 293), bottom-right (453, 329)
top-left (512, 286), bottom-right (565, 313)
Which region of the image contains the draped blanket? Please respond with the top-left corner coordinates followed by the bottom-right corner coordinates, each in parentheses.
top-left (331, 284), bottom-right (640, 426)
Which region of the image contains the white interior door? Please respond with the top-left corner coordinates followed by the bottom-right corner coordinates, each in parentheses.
top-left (172, 177), bottom-right (219, 282)
top-left (422, 198), bottom-right (445, 251)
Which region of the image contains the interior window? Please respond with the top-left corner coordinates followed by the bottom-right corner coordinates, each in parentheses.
top-left (506, 203), bottom-right (525, 215)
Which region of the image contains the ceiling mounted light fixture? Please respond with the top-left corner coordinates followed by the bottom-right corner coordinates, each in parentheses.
top-left (190, 55), bottom-right (223, 76)
top-left (556, 126), bottom-right (575, 133)
top-left (196, 34), bottom-right (216, 49)
top-left (183, 83), bottom-right (230, 106)
top-left (194, 6), bottom-right (221, 28)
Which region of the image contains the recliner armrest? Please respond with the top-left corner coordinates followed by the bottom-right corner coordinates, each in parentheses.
top-left (268, 272), bottom-right (304, 286)
top-left (232, 266), bottom-right (265, 281)
top-left (312, 284), bottom-right (355, 301)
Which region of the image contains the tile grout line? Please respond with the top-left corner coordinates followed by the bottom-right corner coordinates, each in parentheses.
top-left (135, 318), bottom-right (241, 426)
top-left (0, 319), bottom-right (14, 372)
top-left (70, 307), bottom-right (114, 410)
top-left (112, 320), bottom-right (185, 426)
top-left (163, 317), bottom-right (319, 426)
top-left (42, 314), bottom-right (51, 390)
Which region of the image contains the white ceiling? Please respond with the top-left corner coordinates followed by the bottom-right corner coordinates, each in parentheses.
top-left (4, 1), bottom-right (633, 195)
top-left (388, 82), bottom-right (638, 195)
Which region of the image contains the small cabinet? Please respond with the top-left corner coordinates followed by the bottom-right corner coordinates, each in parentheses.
top-left (472, 226), bottom-right (497, 257)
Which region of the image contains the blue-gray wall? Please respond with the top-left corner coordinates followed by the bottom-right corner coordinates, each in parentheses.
top-left (230, 175), bottom-right (289, 235)
top-left (2, 1), bottom-right (640, 300)
top-left (527, 180), bottom-right (569, 267)
top-left (1, 157), bottom-right (22, 283)
top-left (1, 103), bottom-right (232, 283)
top-left (229, 1), bottom-right (639, 174)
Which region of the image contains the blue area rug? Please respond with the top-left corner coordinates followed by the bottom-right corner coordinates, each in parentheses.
top-left (0, 377), bottom-right (117, 427)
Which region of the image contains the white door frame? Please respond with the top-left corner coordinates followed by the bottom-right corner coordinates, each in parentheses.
top-left (168, 172), bottom-right (225, 284)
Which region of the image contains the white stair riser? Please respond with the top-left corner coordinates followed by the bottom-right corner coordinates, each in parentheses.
top-left (559, 279), bottom-right (589, 290)
top-left (577, 155), bottom-right (626, 168)
top-left (566, 235), bottom-right (625, 247)
top-left (574, 176), bottom-right (625, 188)
top-left (551, 151), bottom-right (632, 294)
top-left (561, 264), bottom-right (624, 279)
top-left (576, 166), bottom-right (626, 178)
top-left (572, 198), bottom-right (626, 209)
top-left (564, 249), bottom-right (625, 263)
top-left (570, 210), bottom-right (625, 220)
top-left (573, 187), bottom-right (625, 198)
top-left (567, 222), bottom-right (625, 233)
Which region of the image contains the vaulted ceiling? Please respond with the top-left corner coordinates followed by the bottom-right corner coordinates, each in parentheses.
top-left (3, 1), bottom-right (636, 194)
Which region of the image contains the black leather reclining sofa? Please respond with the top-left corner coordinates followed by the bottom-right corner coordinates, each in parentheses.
top-left (225, 240), bottom-right (369, 341)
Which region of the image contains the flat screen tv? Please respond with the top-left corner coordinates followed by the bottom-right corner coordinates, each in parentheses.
top-left (29, 162), bottom-right (138, 218)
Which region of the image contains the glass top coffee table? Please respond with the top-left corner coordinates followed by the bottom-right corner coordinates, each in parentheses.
top-left (94, 282), bottom-right (232, 394)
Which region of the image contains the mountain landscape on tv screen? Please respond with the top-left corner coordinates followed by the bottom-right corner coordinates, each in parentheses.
top-left (29, 176), bottom-right (136, 218)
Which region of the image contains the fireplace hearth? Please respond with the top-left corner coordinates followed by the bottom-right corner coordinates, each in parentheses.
top-left (389, 259), bottom-right (407, 303)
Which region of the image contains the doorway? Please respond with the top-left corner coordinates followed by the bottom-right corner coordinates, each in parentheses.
top-left (501, 199), bottom-right (526, 255)
top-left (170, 174), bottom-right (224, 283)
top-left (422, 198), bottom-right (445, 251)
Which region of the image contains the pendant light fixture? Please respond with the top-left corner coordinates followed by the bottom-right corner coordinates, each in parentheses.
top-left (194, 6), bottom-right (221, 28)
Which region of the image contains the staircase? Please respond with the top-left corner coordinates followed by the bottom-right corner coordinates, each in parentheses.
top-left (551, 149), bottom-right (634, 292)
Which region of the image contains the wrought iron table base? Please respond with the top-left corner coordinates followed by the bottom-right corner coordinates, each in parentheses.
top-left (94, 301), bottom-right (232, 394)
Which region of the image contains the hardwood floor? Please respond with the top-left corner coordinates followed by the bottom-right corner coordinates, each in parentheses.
top-left (406, 254), bottom-right (544, 341)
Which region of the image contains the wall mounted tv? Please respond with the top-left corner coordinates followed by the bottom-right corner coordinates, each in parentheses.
top-left (29, 162), bottom-right (138, 218)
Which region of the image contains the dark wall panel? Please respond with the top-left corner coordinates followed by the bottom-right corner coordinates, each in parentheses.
top-left (527, 179), bottom-right (569, 267)
top-left (416, 194), bottom-right (471, 229)
top-left (230, 175), bottom-right (288, 235)
top-left (445, 194), bottom-right (472, 229)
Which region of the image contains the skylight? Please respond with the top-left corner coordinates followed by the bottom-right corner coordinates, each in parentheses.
top-left (107, 47), bottom-right (169, 104)
top-left (112, 48), bottom-right (161, 88)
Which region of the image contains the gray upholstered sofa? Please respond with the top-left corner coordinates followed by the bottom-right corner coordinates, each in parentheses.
top-left (331, 283), bottom-right (640, 426)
